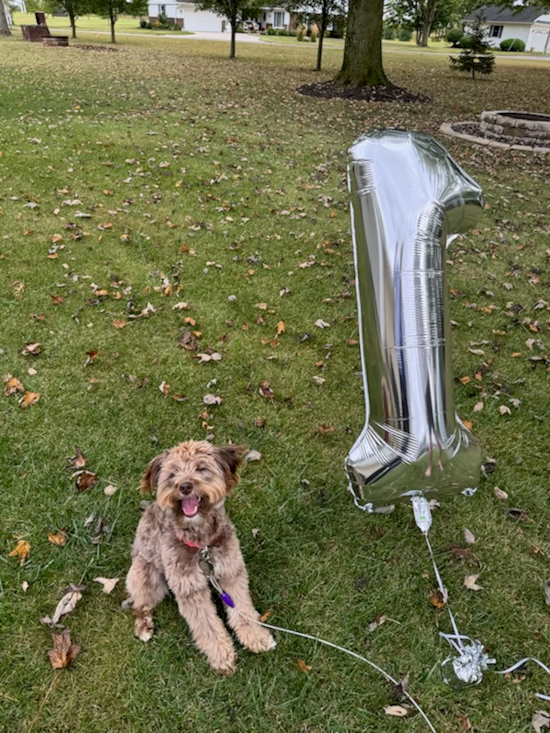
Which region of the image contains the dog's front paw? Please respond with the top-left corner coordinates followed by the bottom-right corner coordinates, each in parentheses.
top-left (209, 646), bottom-right (237, 676)
top-left (135, 615), bottom-right (154, 642)
top-left (238, 623), bottom-right (276, 653)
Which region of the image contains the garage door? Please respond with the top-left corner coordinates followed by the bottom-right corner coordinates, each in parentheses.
top-left (183, 8), bottom-right (223, 32)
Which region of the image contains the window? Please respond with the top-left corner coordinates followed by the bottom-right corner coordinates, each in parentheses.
top-left (490, 25), bottom-right (503, 38)
top-left (273, 11), bottom-right (284, 28)
top-left (158, 4), bottom-right (166, 15)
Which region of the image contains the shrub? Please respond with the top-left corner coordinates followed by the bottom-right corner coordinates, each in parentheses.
top-left (382, 24), bottom-right (396, 40)
top-left (310, 31), bottom-right (317, 42)
top-left (266, 27), bottom-right (277, 35)
top-left (446, 28), bottom-right (463, 47)
top-left (458, 34), bottom-right (472, 48)
top-left (139, 18), bottom-right (148, 28)
top-left (500, 37), bottom-right (525, 52)
top-left (397, 27), bottom-right (412, 42)
top-left (296, 28), bottom-right (304, 41)
top-left (276, 28), bottom-right (287, 36)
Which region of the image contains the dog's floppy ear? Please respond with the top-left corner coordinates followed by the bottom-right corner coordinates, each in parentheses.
top-left (140, 453), bottom-right (165, 494)
top-left (214, 444), bottom-right (246, 492)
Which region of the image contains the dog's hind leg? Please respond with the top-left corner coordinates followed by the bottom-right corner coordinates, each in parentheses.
top-left (126, 555), bottom-right (168, 642)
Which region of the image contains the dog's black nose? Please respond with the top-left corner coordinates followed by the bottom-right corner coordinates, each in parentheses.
top-left (179, 482), bottom-right (193, 495)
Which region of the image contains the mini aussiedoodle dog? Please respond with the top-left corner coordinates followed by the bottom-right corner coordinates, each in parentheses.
top-left (126, 440), bottom-right (275, 674)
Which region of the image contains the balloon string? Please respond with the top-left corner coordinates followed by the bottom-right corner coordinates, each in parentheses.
top-left (417, 504), bottom-right (550, 697)
top-left (241, 613), bottom-right (438, 733)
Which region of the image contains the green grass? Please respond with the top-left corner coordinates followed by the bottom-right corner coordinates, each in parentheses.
top-left (13, 12), bottom-right (193, 36)
top-left (0, 32), bottom-right (549, 733)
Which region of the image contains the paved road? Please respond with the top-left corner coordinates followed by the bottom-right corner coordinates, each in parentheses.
top-left (47, 27), bottom-right (550, 60)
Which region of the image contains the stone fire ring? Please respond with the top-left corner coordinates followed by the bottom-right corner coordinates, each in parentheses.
top-left (440, 114), bottom-right (550, 154)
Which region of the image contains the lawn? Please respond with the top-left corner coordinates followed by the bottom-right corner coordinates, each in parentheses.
top-left (0, 32), bottom-right (549, 733)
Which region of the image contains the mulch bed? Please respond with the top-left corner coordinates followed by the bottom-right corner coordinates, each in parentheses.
top-left (296, 80), bottom-right (430, 103)
top-left (72, 44), bottom-right (119, 52)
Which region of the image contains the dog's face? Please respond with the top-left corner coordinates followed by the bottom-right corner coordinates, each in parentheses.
top-left (141, 441), bottom-right (245, 524)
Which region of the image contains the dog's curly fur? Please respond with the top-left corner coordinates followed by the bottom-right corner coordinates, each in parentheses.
top-left (126, 441), bottom-right (275, 674)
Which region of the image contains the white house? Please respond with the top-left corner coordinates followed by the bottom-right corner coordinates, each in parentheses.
top-left (147, 2), bottom-right (290, 32)
top-left (464, 4), bottom-right (550, 53)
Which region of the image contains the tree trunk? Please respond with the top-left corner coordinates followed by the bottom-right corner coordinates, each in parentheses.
top-left (419, 0), bottom-right (437, 47)
top-left (110, 12), bottom-right (116, 43)
top-left (315, 30), bottom-right (324, 70)
top-left (69, 10), bottom-right (77, 38)
top-left (0, 1), bottom-right (11, 36)
top-left (230, 17), bottom-right (236, 58)
top-left (336, 0), bottom-right (390, 87)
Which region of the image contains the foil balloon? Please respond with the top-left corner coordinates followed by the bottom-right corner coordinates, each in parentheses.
top-left (345, 130), bottom-right (483, 509)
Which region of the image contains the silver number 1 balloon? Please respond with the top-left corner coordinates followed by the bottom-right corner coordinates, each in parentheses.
top-left (345, 130), bottom-right (483, 509)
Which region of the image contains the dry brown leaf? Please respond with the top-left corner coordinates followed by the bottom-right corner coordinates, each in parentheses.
top-left (259, 381), bottom-right (274, 399)
top-left (463, 528), bottom-right (476, 545)
top-left (84, 350), bottom-right (98, 367)
top-left (51, 294), bottom-right (64, 306)
top-left (499, 405), bottom-right (512, 416)
top-left (429, 589), bottom-right (446, 608)
top-left (532, 710), bottom-right (550, 733)
top-left (48, 531), bottom-right (67, 547)
top-left (158, 381), bottom-right (170, 396)
top-left (259, 610), bottom-right (273, 623)
top-left (464, 574), bottom-right (483, 591)
top-left (21, 342), bottom-right (41, 356)
top-left (9, 539), bottom-right (30, 564)
top-left (296, 658), bottom-right (312, 673)
top-left (203, 394), bottom-right (222, 406)
top-left (75, 471), bottom-right (98, 492)
top-left (494, 486), bottom-right (508, 500)
top-left (384, 705), bottom-right (409, 717)
top-left (473, 401), bottom-right (484, 412)
top-left (48, 629), bottom-right (81, 669)
top-left (41, 586), bottom-right (85, 626)
top-left (461, 418), bottom-right (473, 431)
top-left (20, 391), bottom-right (40, 409)
top-left (245, 450), bottom-right (262, 462)
top-left (112, 319), bottom-right (126, 329)
top-left (276, 321), bottom-right (285, 335)
top-left (318, 424), bottom-right (334, 434)
top-left (93, 577), bottom-right (119, 594)
top-left (4, 376), bottom-right (24, 396)
top-left (67, 446), bottom-right (87, 470)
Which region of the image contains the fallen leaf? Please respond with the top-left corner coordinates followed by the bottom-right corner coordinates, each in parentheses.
top-left (279, 287), bottom-right (290, 297)
top-left (391, 673), bottom-right (410, 702)
top-left (461, 418), bottom-right (473, 431)
top-left (494, 486), bottom-right (508, 500)
top-left (41, 585), bottom-right (85, 626)
top-left (93, 577), bottom-right (119, 594)
top-left (104, 484), bottom-right (118, 496)
top-left (48, 629), bottom-right (81, 669)
top-left (259, 609), bottom-right (273, 622)
top-left (464, 574), bottom-right (483, 591)
top-left (507, 508), bottom-right (530, 522)
top-left (245, 450), bottom-right (262, 462)
top-left (384, 705), bottom-right (409, 717)
top-left (463, 528), bottom-right (476, 545)
top-left (4, 376), bottom-right (24, 396)
top-left (8, 539), bottom-right (30, 564)
top-left (459, 715), bottom-right (473, 731)
top-left (48, 531), bottom-right (67, 547)
top-left (112, 319), bottom-right (127, 329)
top-left (84, 350), bottom-right (98, 367)
top-left (499, 405), bottom-right (512, 416)
top-left (312, 375), bottom-right (326, 386)
top-left (158, 381), bottom-right (170, 396)
top-left (318, 424), bottom-right (334, 434)
top-left (544, 581), bottom-right (550, 607)
top-left (296, 659), bottom-right (312, 673)
top-left (276, 321), bottom-right (285, 335)
top-left (259, 381), bottom-right (274, 399)
top-left (66, 446), bottom-right (87, 470)
top-left (430, 586), bottom-right (448, 607)
top-left (203, 394), bottom-right (223, 405)
top-left (75, 471), bottom-right (98, 492)
top-left (252, 528), bottom-right (261, 538)
top-left (21, 342), bottom-right (41, 356)
top-left (19, 391), bottom-right (40, 409)
top-left (532, 710), bottom-right (550, 733)
top-left (473, 401), bottom-right (484, 412)
top-left (367, 614), bottom-right (387, 633)
top-left (22, 581), bottom-right (29, 592)
top-left (255, 303), bottom-right (267, 311)
top-left (314, 319), bottom-right (330, 329)
top-left (51, 295), bottom-right (64, 306)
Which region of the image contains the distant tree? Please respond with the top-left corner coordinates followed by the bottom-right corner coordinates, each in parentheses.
top-left (292, 0), bottom-right (347, 71)
top-left (194, 0), bottom-right (262, 58)
top-left (386, 0), bottom-right (483, 47)
top-left (0, 1), bottom-right (12, 34)
top-left (44, 0), bottom-right (90, 37)
top-left (449, 16), bottom-right (495, 79)
top-left (89, 0), bottom-right (146, 42)
top-left (337, 0), bottom-right (390, 86)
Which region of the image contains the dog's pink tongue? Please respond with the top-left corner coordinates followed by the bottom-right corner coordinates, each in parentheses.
top-left (182, 495), bottom-right (200, 517)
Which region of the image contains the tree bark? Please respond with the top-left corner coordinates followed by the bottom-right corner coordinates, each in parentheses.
top-left (0, 1), bottom-right (11, 35)
top-left (110, 12), bottom-right (116, 43)
top-left (419, 0), bottom-right (437, 47)
top-left (336, 0), bottom-right (390, 87)
top-left (230, 18), bottom-right (236, 57)
top-left (69, 10), bottom-right (77, 38)
top-left (315, 29), bottom-right (324, 70)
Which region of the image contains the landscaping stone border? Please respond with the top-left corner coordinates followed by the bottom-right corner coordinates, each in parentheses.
top-left (440, 121), bottom-right (550, 154)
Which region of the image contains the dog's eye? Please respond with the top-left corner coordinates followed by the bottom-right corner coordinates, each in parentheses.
top-left (196, 466), bottom-right (207, 473)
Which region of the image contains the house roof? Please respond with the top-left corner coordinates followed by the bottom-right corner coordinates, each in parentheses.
top-left (464, 4), bottom-right (546, 24)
